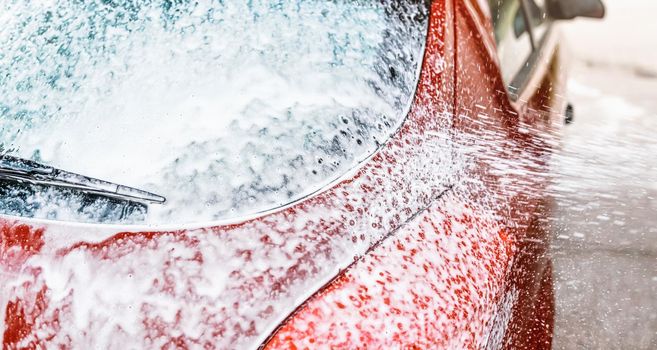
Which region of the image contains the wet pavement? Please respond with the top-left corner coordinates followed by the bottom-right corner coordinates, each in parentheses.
top-left (550, 6), bottom-right (657, 348)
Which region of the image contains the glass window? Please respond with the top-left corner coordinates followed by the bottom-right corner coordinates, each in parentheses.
top-left (0, 0), bottom-right (429, 224)
top-left (527, 0), bottom-right (549, 40)
top-left (488, 0), bottom-right (533, 87)
top-left (515, 0), bottom-right (549, 42)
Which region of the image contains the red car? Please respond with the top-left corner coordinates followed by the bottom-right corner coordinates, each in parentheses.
top-left (1, 0), bottom-right (603, 348)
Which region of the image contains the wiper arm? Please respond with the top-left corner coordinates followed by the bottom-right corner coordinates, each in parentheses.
top-left (0, 155), bottom-right (166, 204)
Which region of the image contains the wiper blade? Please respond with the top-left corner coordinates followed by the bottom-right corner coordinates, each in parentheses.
top-left (0, 155), bottom-right (166, 204)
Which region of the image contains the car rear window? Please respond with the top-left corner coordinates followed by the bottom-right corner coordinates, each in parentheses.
top-left (0, 0), bottom-right (429, 224)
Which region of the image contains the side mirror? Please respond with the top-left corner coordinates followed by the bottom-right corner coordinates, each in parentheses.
top-left (547, 0), bottom-right (606, 20)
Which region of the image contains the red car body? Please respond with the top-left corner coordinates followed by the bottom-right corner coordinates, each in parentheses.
top-left (1, 0), bottom-right (566, 348)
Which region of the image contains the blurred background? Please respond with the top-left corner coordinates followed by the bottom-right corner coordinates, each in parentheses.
top-left (550, 1), bottom-right (657, 348)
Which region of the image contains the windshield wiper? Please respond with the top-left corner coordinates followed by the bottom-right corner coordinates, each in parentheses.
top-left (0, 154), bottom-right (166, 205)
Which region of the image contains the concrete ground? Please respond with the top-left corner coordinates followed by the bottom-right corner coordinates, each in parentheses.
top-left (550, 2), bottom-right (657, 349)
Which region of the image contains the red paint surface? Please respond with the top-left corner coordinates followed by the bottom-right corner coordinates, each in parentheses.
top-left (1, 223), bottom-right (45, 270)
top-left (265, 197), bottom-right (517, 349)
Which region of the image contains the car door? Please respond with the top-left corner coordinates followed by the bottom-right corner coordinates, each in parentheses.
top-left (453, 0), bottom-right (565, 348)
